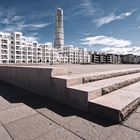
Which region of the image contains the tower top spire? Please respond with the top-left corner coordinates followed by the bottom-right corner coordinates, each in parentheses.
top-left (57, 7), bottom-right (62, 10)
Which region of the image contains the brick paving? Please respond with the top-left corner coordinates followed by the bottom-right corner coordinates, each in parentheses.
top-left (0, 81), bottom-right (140, 140)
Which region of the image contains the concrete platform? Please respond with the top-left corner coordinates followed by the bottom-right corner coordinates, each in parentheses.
top-left (67, 72), bottom-right (140, 111)
top-left (0, 81), bottom-right (140, 140)
top-left (89, 82), bottom-right (140, 122)
top-left (54, 68), bottom-right (140, 86)
top-left (0, 64), bottom-right (140, 123)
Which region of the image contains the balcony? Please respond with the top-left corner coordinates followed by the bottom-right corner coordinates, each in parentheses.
top-left (1, 40), bottom-right (8, 44)
top-left (16, 56), bottom-right (21, 59)
top-left (1, 55), bottom-right (8, 59)
top-left (16, 46), bottom-right (21, 50)
top-left (1, 45), bottom-right (8, 49)
top-left (16, 51), bottom-right (21, 55)
top-left (1, 50), bottom-right (8, 54)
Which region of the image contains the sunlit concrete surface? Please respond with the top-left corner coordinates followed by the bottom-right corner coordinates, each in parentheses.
top-left (0, 81), bottom-right (140, 140)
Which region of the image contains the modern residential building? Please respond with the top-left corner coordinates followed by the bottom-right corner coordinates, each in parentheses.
top-left (0, 32), bottom-right (10, 63)
top-left (121, 54), bottom-right (140, 64)
top-left (0, 32), bottom-right (59, 64)
top-left (91, 52), bottom-right (121, 64)
top-left (0, 31), bottom-right (90, 64)
top-left (59, 45), bottom-right (91, 63)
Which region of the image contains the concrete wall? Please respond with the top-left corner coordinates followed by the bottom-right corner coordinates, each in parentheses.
top-left (0, 65), bottom-right (67, 103)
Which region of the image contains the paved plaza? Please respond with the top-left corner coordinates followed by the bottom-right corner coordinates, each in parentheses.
top-left (57, 64), bottom-right (140, 74)
top-left (0, 78), bottom-right (140, 140)
top-left (3, 64), bottom-right (140, 74)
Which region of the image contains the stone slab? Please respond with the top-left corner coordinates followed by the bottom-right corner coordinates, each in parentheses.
top-left (64, 117), bottom-right (119, 140)
top-left (136, 107), bottom-right (140, 113)
top-left (107, 126), bottom-right (140, 140)
top-left (35, 127), bottom-right (82, 140)
top-left (0, 125), bottom-right (12, 140)
top-left (37, 107), bottom-right (77, 126)
top-left (0, 105), bottom-right (37, 124)
top-left (67, 73), bottom-right (140, 112)
top-left (69, 72), bottom-right (140, 92)
top-left (0, 100), bottom-right (23, 112)
top-left (90, 88), bottom-right (140, 110)
top-left (121, 81), bottom-right (140, 92)
top-left (89, 85), bottom-right (140, 122)
top-left (54, 68), bottom-right (140, 86)
top-left (123, 112), bottom-right (140, 131)
top-left (5, 113), bottom-right (59, 140)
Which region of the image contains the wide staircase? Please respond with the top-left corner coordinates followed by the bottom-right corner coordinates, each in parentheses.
top-left (53, 68), bottom-right (140, 122)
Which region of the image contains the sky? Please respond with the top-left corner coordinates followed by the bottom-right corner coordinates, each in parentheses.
top-left (0, 0), bottom-right (140, 55)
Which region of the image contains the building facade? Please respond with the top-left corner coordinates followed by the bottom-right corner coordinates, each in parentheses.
top-left (91, 52), bottom-right (121, 64)
top-left (0, 32), bottom-right (58, 64)
top-left (59, 45), bottom-right (91, 63)
top-left (121, 54), bottom-right (140, 64)
top-left (0, 31), bottom-right (91, 64)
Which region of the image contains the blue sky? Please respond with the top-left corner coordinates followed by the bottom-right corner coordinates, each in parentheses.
top-left (0, 0), bottom-right (140, 54)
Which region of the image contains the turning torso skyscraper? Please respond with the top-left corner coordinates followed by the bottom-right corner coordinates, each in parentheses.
top-left (54, 8), bottom-right (64, 49)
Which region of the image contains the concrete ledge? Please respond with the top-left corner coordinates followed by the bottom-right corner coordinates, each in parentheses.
top-left (54, 68), bottom-right (140, 87)
top-left (89, 85), bottom-right (140, 122)
top-left (0, 65), bottom-right (67, 103)
top-left (67, 73), bottom-right (140, 112)
top-left (88, 102), bottom-right (121, 122)
top-left (66, 88), bottom-right (89, 112)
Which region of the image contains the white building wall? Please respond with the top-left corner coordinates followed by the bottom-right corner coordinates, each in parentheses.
top-left (0, 32), bottom-right (91, 64)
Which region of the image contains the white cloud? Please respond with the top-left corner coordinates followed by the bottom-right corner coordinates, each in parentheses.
top-left (101, 46), bottom-right (140, 55)
top-left (19, 23), bottom-right (50, 30)
top-left (29, 23), bottom-right (50, 28)
top-left (81, 32), bottom-right (91, 36)
top-left (95, 10), bottom-right (136, 27)
top-left (68, 0), bottom-right (97, 18)
top-left (0, 6), bottom-right (50, 33)
top-left (26, 36), bottom-right (39, 42)
top-left (11, 16), bottom-right (23, 22)
top-left (1, 23), bottom-right (50, 32)
top-left (81, 35), bottom-right (132, 47)
top-left (81, 0), bottom-right (97, 16)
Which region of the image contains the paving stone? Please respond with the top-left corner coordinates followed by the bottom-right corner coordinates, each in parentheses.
top-left (0, 88), bottom-right (23, 111)
top-left (0, 100), bottom-right (23, 112)
top-left (37, 107), bottom-right (77, 125)
top-left (107, 126), bottom-right (140, 140)
top-left (123, 112), bottom-right (140, 131)
top-left (136, 107), bottom-right (140, 113)
top-left (5, 113), bottom-right (59, 140)
top-left (35, 127), bottom-right (82, 140)
top-left (0, 125), bottom-right (12, 140)
top-left (0, 105), bottom-right (37, 124)
top-left (64, 117), bottom-right (119, 140)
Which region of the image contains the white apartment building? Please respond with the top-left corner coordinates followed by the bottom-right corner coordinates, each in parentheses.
top-left (0, 32), bottom-right (58, 64)
top-left (0, 32), bottom-right (10, 63)
top-left (0, 31), bottom-right (91, 64)
top-left (59, 45), bottom-right (90, 64)
top-left (92, 52), bottom-right (121, 64)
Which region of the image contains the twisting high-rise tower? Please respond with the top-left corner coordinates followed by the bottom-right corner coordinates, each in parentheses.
top-left (54, 8), bottom-right (64, 49)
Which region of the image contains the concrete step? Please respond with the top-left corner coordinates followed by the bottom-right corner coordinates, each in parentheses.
top-left (66, 72), bottom-right (140, 112)
top-left (88, 82), bottom-right (140, 122)
top-left (53, 68), bottom-right (140, 87)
